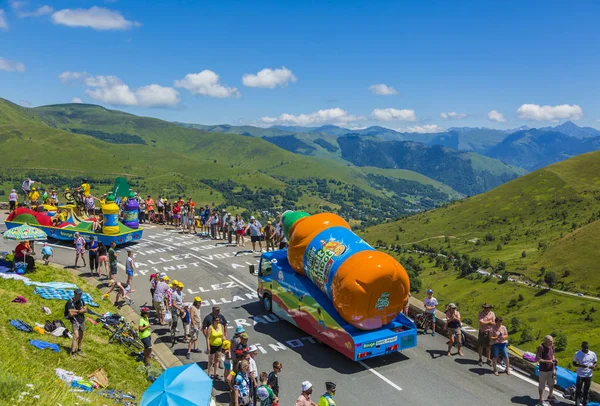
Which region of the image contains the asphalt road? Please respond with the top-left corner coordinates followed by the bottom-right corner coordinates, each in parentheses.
top-left (0, 221), bottom-right (574, 406)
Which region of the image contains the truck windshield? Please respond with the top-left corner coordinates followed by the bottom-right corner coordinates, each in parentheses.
top-left (260, 259), bottom-right (272, 276)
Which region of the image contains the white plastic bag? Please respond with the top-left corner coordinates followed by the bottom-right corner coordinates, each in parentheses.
top-left (164, 311), bottom-right (172, 323)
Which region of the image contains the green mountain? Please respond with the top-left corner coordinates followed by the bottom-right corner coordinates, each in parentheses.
top-left (336, 136), bottom-right (525, 195)
top-left (0, 98), bottom-right (459, 225)
top-left (363, 149), bottom-right (600, 292)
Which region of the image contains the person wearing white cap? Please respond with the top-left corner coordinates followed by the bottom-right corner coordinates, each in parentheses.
top-left (246, 216), bottom-right (263, 252)
top-left (247, 345), bottom-right (259, 385)
top-left (9, 189), bottom-right (18, 212)
top-left (295, 381), bottom-right (317, 406)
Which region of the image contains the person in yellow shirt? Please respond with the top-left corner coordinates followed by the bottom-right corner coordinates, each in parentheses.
top-left (29, 188), bottom-right (40, 205)
top-left (80, 178), bottom-right (91, 197)
top-left (138, 307), bottom-right (152, 367)
top-left (318, 382), bottom-right (337, 406)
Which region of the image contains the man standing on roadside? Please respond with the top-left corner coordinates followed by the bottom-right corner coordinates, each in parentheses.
top-left (573, 341), bottom-right (597, 406)
top-left (66, 289), bottom-right (87, 359)
top-left (21, 177), bottom-right (37, 205)
top-left (153, 274), bottom-right (170, 325)
top-left (187, 297), bottom-right (203, 359)
top-left (536, 335), bottom-right (557, 406)
top-left (295, 381), bottom-right (318, 406)
top-left (318, 382), bottom-right (337, 406)
top-left (247, 216), bottom-right (263, 252)
top-left (267, 361), bottom-right (282, 399)
top-left (423, 289), bottom-right (437, 336)
top-left (477, 303), bottom-right (496, 366)
top-left (264, 221), bottom-right (276, 252)
top-left (108, 241), bottom-right (118, 281)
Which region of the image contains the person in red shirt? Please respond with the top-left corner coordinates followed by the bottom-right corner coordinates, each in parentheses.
top-left (187, 197), bottom-right (197, 234)
top-left (172, 200), bottom-right (181, 227)
top-left (14, 241), bottom-right (35, 270)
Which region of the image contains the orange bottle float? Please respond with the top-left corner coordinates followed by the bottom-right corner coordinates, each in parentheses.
top-left (282, 211), bottom-right (410, 330)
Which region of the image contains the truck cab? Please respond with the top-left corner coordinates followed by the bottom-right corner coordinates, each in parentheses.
top-left (252, 250), bottom-right (417, 361)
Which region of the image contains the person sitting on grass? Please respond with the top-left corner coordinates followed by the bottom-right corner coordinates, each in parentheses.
top-left (107, 280), bottom-right (134, 307)
top-left (139, 307), bottom-right (153, 367)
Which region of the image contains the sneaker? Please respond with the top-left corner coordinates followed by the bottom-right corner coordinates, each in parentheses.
top-left (546, 398), bottom-right (558, 405)
top-left (128, 299), bottom-right (135, 306)
top-left (432, 331), bottom-right (436, 337)
top-left (191, 348), bottom-right (201, 353)
top-left (186, 352), bottom-right (191, 360)
top-left (71, 352), bottom-right (78, 360)
top-left (76, 350), bottom-right (86, 358)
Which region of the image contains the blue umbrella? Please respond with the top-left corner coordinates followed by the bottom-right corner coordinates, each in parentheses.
top-left (140, 363), bottom-right (213, 406)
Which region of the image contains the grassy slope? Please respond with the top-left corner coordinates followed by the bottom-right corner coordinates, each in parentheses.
top-left (363, 150), bottom-right (600, 292)
top-left (0, 264), bottom-right (158, 404)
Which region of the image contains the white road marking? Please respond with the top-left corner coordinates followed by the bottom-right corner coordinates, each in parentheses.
top-left (228, 274), bottom-right (256, 294)
top-left (142, 225), bottom-right (157, 229)
top-left (144, 239), bottom-right (218, 268)
top-left (358, 361), bottom-right (403, 391)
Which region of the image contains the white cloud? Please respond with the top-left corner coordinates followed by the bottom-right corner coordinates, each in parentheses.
top-left (242, 66), bottom-right (297, 88)
top-left (440, 111), bottom-right (467, 120)
top-left (369, 84), bottom-right (399, 96)
top-left (487, 110), bottom-right (506, 123)
top-left (19, 100), bottom-right (32, 107)
top-left (516, 103), bottom-right (583, 122)
top-left (371, 108), bottom-right (416, 121)
top-left (59, 72), bottom-right (179, 107)
top-left (59, 71), bottom-right (89, 84)
top-left (0, 57), bottom-right (25, 72)
top-left (17, 5), bottom-right (54, 18)
top-left (51, 6), bottom-right (141, 30)
top-left (9, 1), bottom-right (26, 10)
top-left (0, 10), bottom-right (8, 30)
top-left (261, 108), bottom-right (363, 126)
top-left (400, 124), bottom-right (445, 134)
top-left (174, 70), bottom-right (240, 98)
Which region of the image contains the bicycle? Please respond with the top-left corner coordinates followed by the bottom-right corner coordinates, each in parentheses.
top-left (102, 317), bottom-right (144, 351)
top-left (414, 312), bottom-right (435, 333)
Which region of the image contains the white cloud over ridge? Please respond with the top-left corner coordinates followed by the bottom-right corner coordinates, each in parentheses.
top-left (0, 57), bottom-right (25, 72)
top-left (59, 71), bottom-right (179, 107)
top-left (19, 100), bottom-right (32, 107)
top-left (175, 70), bottom-right (240, 98)
top-left (487, 110), bottom-right (506, 123)
top-left (400, 124), bottom-right (445, 134)
top-left (516, 103), bottom-right (583, 121)
top-left (242, 67), bottom-right (297, 88)
top-left (51, 6), bottom-right (141, 30)
top-left (371, 108), bottom-right (416, 121)
top-left (261, 108), bottom-right (363, 126)
top-left (369, 84), bottom-right (399, 96)
top-left (440, 111), bottom-right (467, 120)
top-left (71, 97), bottom-right (83, 103)
top-left (0, 10), bottom-right (8, 30)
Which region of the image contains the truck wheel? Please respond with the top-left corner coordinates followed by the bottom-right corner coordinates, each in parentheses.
top-left (262, 294), bottom-right (272, 313)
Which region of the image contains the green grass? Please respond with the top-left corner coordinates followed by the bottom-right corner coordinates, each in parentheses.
top-left (403, 256), bottom-right (600, 383)
top-left (363, 150), bottom-right (600, 292)
top-left (0, 264), bottom-right (159, 404)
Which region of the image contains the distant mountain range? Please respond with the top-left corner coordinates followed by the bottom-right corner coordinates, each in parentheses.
top-left (177, 120), bottom-right (600, 173)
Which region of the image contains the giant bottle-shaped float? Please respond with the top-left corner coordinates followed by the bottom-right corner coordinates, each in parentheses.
top-left (122, 191), bottom-right (139, 229)
top-left (282, 211), bottom-right (410, 330)
top-left (102, 194), bottom-right (120, 235)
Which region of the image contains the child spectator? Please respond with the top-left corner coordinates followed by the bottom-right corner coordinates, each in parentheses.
top-left (41, 243), bottom-right (53, 265)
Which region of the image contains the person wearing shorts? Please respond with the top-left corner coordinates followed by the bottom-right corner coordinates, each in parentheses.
top-left (98, 242), bottom-right (109, 278)
top-left (247, 216), bottom-right (263, 252)
top-left (478, 303), bottom-right (496, 366)
top-left (206, 315), bottom-right (224, 379)
top-left (444, 303), bottom-right (464, 356)
top-left (489, 317), bottom-right (509, 376)
top-left (108, 241), bottom-right (118, 281)
top-left (66, 289), bottom-right (87, 359)
top-left (139, 307), bottom-right (153, 367)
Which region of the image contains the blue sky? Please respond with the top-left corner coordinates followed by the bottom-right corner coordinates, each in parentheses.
top-left (1, 0), bottom-right (599, 132)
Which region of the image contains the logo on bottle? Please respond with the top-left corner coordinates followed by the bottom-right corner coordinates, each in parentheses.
top-left (375, 292), bottom-right (390, 310)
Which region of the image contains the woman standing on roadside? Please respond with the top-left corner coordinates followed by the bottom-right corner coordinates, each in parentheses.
top-left (235, 215), bottom-right (245, 247)
top-left (206, 316), bottom-right (224, 380)
top-left (489, 317), bottom-right (510, 376)
top-left (97, 242), bottom-right (109, 278)
top-left (443, 303), bottom-right (464, 356)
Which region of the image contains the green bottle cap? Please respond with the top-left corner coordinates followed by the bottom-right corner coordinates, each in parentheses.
top-left (282, 210), bottom-right (310, 240)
